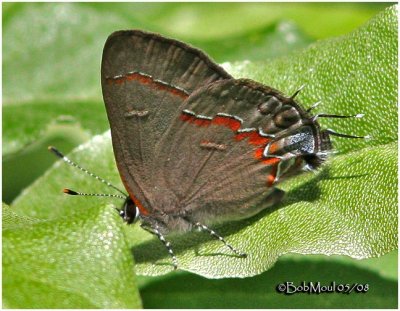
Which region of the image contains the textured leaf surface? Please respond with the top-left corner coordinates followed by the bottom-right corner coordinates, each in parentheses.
top-left (10, 6), bottom-right (397, 279)
top-left (3, 203), bottom-right (142, 308)
top-left (2, 203), bottom-right (39, 230)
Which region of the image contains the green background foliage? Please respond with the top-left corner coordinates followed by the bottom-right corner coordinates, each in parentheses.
top-left (3, 2), bottom-right (397, 308)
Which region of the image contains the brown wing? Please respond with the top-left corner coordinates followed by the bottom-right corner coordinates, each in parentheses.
top-left (155, 79), bottom-right (320, 223)
top-left (101, 30), bottom-right (231, 215)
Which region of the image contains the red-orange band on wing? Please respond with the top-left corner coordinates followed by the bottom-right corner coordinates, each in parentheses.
top-left (235, 130), bottom-right (270, 146)
top-left (212, 115), bottom-right (242, 131)
top-left (106, 72), bottom-right (189, 99)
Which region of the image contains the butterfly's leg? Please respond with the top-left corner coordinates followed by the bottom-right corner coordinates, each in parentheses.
top-left (140, 223), bottom-right (178, 270)
top-left (193, 222), bottom-right (247, 258)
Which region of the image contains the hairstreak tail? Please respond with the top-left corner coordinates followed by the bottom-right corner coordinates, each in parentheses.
top-left (50, 30), bottom-right (367, 270)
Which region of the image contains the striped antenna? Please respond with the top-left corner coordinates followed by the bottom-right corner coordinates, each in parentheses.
top-left (48, 146), bottom-right (127, 196)
top-left (63, 188), bottom-right (126, 200)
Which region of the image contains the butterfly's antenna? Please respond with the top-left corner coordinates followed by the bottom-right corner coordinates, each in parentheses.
top-left (63, 188), bottom-right (126, 200)
top-left (194, 222), bottom-right (247, 258)
top-left (324, 129), bottom-right (371, 140)
top-left (312, 113), bottom-right (364, 122)
top-left (48, 146), bottom-right (127, 196)
top-left (311, 113), bottom-right (369, 139)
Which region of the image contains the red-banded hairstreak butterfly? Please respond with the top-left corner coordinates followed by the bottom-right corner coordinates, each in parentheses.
top-left (49, 30), bottom-right (366, 269)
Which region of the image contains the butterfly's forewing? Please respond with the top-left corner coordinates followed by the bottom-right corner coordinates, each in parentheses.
top-left (156, 79), bottom-right (321, 223)
top-left (101, 30), bottom-right (231, 215)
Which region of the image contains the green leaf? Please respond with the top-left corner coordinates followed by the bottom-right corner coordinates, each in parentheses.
top-left (191, 21), bottom-right (312, 62)
top-left (90, 2), bottom-right (389, 41)
top-left (2, 203), bottom-right (40, 230)
top-left (279, 250), bottom-right (398, 283)
top-left (2, 100), bottom-right (109, 203)
top-left (138, 252), bottom-right (398, 308)
top-left (10, 6), bottom-right (397, 279)
top-left (2, 108), bottom-right (97, 203)
top-left (3, 101), bottom-right (108, 156)
top-left (2, 203), bottom-right (142, 308)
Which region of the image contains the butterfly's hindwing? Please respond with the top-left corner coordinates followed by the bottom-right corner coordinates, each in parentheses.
top-left (153, 79), bottom-right (325, 224)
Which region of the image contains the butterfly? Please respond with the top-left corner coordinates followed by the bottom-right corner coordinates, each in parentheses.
top-left (51, 30), bottom-right (365, 269)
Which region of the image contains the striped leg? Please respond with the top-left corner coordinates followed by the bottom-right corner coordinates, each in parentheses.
top-left (140, 223), bottom-right (178, 270)
top-left (194, 222), bottom-right (247, 258)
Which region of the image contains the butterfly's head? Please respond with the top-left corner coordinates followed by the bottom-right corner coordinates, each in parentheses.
top-left (119, 197), bottom-right (140, 224)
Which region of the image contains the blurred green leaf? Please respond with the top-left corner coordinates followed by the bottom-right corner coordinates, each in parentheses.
top-left (3, 101), bottom-right (107, 156)
top-left (2, 203), bottom-right (142, 308)
top-left (278, 250), bottom-right (398, 282)
top-left (192, 21), bottom-right (312, 62)
top-left (138, 253), bottom-right (398, 308)
top-left (346, 251), bottom-right (397, 281)
top-left (10, 6), bottom-right (397, 279)
top-left (2, 101), bottom-right (107, 203)
top-left (83, 3), bottom-right (389, 40)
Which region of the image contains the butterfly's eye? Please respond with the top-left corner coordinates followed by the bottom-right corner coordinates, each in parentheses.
top-left (121, 197), bottom-right (140, 224)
